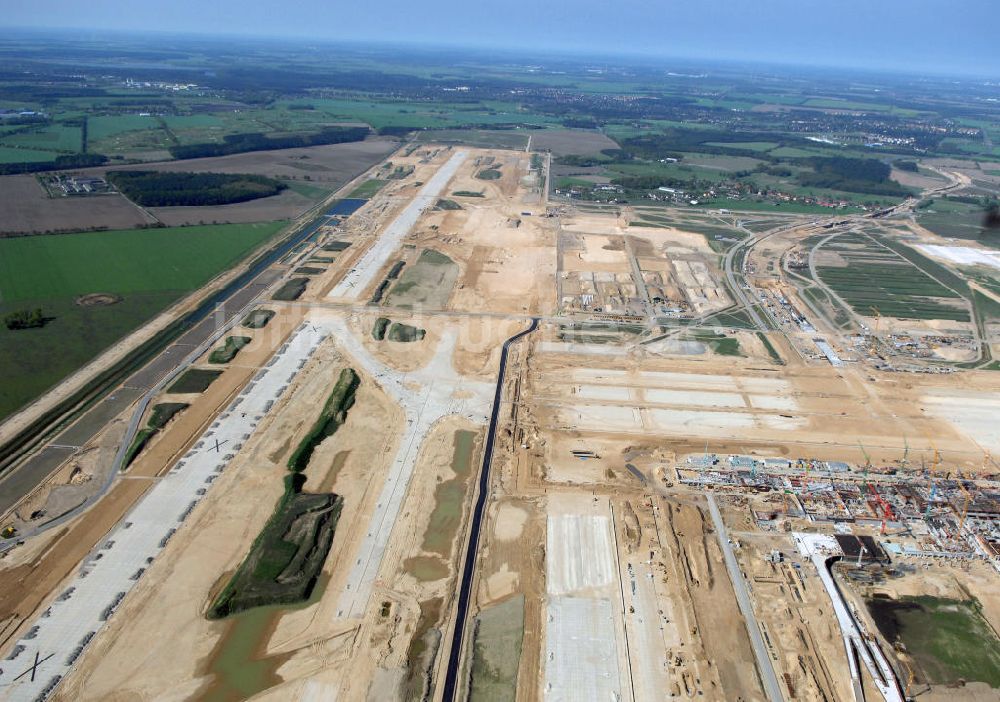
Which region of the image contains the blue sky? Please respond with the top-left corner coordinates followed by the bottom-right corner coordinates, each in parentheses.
top-left (4, 0), bottom-right (997, 77)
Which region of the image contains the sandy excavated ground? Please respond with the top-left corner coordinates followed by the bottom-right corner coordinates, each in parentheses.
top-left (44, 306), bottom-right (513, 701)
top-left (4, 144), bottom-right (1000, 702)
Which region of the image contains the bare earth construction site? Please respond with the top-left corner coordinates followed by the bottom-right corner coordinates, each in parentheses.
top-left (2, 143), bottom-right (1000, 702)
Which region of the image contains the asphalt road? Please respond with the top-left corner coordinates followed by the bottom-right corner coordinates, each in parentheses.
top-left (440, 317), bottom-right (538, 701)
top-left (706, 493), bottom-right (785, 702)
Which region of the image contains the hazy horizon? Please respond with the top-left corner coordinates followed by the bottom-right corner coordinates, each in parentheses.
top-left (3, 0), bottom-right (998, 79)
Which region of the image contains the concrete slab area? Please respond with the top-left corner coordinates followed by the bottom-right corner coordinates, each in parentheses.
top-left (327, 150), bottom-right (467, 300)
top-left (545, 513), bottom-right (616, 595)
top-left (318, 314), bottom-right (493, 621)
top-left (543, 498), bottom-right (631, 701)
top-left (544, 596), bottom-right (623, 701)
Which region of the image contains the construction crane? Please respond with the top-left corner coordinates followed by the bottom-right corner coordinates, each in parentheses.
top-left (869, 306), bottom-right (882, 332)
top-left (956, 480), bottom-right (973, 529)
top-left (868, 305), bottom-right (882, 353)
top-left (901, 436), bottom-right (910, 471)
top-left (924, 483), bottom-right (937, 520)
top-left (857, 442), bottom-right (894, 531)
top-left (925, 434), bottom-right (941, 474)
top-left (858, 443), bottom-right (874, 494)
top-left (870, 483), bottom-right (895, 534)
top-left (859, 442), bottom-right (873, 476)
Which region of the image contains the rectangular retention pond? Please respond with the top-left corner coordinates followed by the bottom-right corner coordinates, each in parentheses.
top-left (325, 198), bottom-right (367, 216)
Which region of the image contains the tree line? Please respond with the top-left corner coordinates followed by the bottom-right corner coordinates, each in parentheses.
top-left (168, 126), bottom-right (369, 159)
top-left (107, 170), bottom-right (288, 207)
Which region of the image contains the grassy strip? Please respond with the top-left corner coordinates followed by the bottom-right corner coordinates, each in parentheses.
top-left (561, 321), bottom-right (645, 335)
top-left (208, 336), bottom-right (252, 364)
top-left (387, 322), bottom-right (426, 342)
top-left (701, 308), bottom-right (759, 329)
top-left (686, 330), bottom-right (742, 356)
top-left (208, 368), bottom-right (360, 619)
top-left (168, 368), bottom-right (223, 394)
top-left (207, 473), bottom-right (343, 618)
top-left (287, 369), bottom-right (360, 473)
top-left (756, 332), bottom-right (784, 364)
top-left (348, 179), bottom-right (385, 198)
top-left (453, 190), bottom-right (484, 197)
top-left (371, 279), bottom-right (391, 305)
top-left (122, 402), bottom-right (188, 469)
top-left (386, 164), bottom-right (415, 180)
top-left (272, 277), bottom-right (309, 301)
top-left (373, 317), bottom-right (390, 340)
top-left (476, 168), bottom-right (501, 180)
top-left (468, 595), bottom-right (525, 702)
top-left (242, 309), bottom-right (274, 329)
top-left (323, 241), bottom-right (352, 252)
top-left (437, 198), bottom-right (462, 210)
top-left (371, 261), bottom-right (406, 304)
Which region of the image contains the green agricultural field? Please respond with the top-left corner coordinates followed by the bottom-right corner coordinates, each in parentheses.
top-left (693, 98), bottom-right (758, 110)
top-left (681, 153), bottom-right (766, 171)
top-left (0, 146), bottom-right (62, 164)
top-left (701, 198), bottom-right (863, 215)
top-left (704, 141), bottom-right (778, 152)
top-left (1, 124), bottom-right (82, 153)
top-left (282, 180), bottom-right (332, 200)
top-left (87, 114), bottom-right (162, 142)
top-left (414, 129), bottom-right (531, 150)
top-left (282, 98), bottom-right (555, 132)
top-left (817, 259), bottom-right (969, 321)
top-left (605, 159), bottom-right (728, 183)
top-left (0, 221), bottom-right (285, 420)
top-left (768, 146), bottom-right (831, 158)
top-left (802, 98), bottom-right (891, 112)
top-left (917, 212), bottom-right (986, 240)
